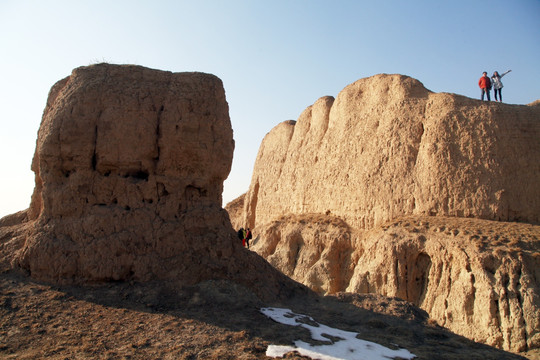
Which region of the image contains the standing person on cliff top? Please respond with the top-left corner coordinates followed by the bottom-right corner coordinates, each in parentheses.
top-left (491, 70), bottom-right (512, 102)
top-left (478, 71), bottom-right (492, 101)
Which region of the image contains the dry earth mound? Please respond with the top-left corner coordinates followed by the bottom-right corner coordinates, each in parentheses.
top-left (0, 63), bottom-right (306, 301)
top-left (243, 74), bottom-right (540, 230)
top-left (228, 74), bottom-right (540, 354)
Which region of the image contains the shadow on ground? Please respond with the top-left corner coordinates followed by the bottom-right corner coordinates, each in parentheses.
top-left (0, 270), bottom-right (528, 359)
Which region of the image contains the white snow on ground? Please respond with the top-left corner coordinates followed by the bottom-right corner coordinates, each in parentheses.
top-left (261, 307), bottom-right (416, 360)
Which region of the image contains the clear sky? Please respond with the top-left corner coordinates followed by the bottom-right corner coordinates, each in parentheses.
top-left (1, 0), bottom-right (539, 218)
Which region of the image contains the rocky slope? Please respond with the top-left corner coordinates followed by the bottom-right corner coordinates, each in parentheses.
top-left (2, 270), bottom-right (531, 359)
top-left (228, 74), bottom-right (540, 354)
top-left (248, 213), bottom-right (540, 353)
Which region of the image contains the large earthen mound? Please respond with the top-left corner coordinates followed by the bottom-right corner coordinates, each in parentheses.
top-left (243, 74), bottom-right (540, 230)
top-left (229, 74), bottom-right (540, 353)
top-left (1, 64), bottom-right (306, 301)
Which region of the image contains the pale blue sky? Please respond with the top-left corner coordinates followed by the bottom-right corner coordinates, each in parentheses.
top-left (1, 0), bottom-right (539, 217)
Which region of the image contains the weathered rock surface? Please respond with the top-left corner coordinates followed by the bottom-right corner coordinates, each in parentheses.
top-left (1, 63), bottom-right (307, 301)
top-left (244, 74), bottom-right (540, 230)
top-left (229, 74), bottom-right (540, 353)
top-left (251, 213), bottom-right (540, 353)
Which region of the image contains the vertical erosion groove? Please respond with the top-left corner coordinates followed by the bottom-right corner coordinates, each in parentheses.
top-left (155, 105), bottom-right (164, 167)
top-left (91, 125), bottom-right (98, 171)
top-left (247, 181), bottom-right (260, 229)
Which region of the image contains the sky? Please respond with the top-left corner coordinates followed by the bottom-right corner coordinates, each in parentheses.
top-left (0, 0), bottom-right (539, 218)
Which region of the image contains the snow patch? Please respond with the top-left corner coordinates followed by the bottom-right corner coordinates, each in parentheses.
top-left (261, 307), bottom-right (416, 360)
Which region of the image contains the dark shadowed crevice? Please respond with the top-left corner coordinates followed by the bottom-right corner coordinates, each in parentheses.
top-left (411, 252), bottom-right (431, 307)
top-left (154, 104), bottom-right (164, 169)
top-left (123, 170), bottom-right (149, 181)
top-left (91, 125), bottom-right (98, 171)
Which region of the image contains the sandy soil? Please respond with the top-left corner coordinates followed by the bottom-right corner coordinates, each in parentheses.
top-left (0, 269), bottom-right (530, 360)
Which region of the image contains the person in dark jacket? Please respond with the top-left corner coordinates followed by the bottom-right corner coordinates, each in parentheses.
top-left (478, 71), bottom-right (492, 101)
top-left (237, 228), bottom-right (245, 246)
top-left (245, 228), bottom-right (253, 249)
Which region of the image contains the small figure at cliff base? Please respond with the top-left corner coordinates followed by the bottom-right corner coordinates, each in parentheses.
top-left (237, 227), bottom-right (245, 247)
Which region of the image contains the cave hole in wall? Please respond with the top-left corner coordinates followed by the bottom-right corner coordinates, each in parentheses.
top-left (410, 252), bottom-right (432, 306)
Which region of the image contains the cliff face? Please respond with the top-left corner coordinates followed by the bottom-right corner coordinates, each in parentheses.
top-left (18, 64), bottom-right (234, 284)
top-left (253, 214), bottom-right (539, 352)
top-left (2, 64), bottom-right (307, 301)
top-left (244, 74), bottom-right (540, 230)
top-left (231, 74), bottom-right (540, 352)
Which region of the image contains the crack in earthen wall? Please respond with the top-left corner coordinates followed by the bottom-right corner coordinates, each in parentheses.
top-left (155, 104), bottom-right (164, 168)
top-left (91, 125), bottom-right (98, 171)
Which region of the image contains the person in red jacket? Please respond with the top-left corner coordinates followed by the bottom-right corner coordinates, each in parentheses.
top-left (478, 71), bottom-right (491, 101)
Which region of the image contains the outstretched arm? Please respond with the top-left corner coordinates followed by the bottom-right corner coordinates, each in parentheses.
top-left (501, 70), bottom-right (512, 77)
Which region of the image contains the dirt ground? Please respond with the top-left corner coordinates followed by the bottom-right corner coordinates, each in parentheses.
top-left (0, 269), bottom-right (531, 360)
